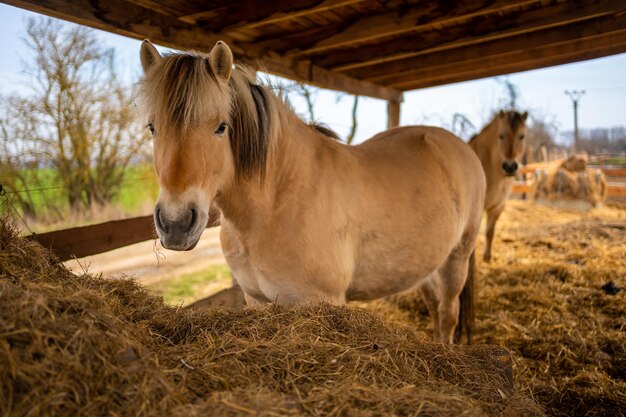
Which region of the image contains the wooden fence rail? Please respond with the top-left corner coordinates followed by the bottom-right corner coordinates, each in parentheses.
top-left (512, 182), bottom-right (626, 196)
top-left (31, 208), bottom-right (220, 262)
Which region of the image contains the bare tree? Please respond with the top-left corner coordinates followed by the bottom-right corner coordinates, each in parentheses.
top-left (496, 76), bottom-right (520, 111)
top-left (294, 83), bottom-right (317, 123)
top-left (280, 80), bottom-right (360, 144)
top-left (451, 112), bottom-right (476, 141)
top-left (526, 112), bottom-right (561, 162)
top-left (345, 96), bottom-right (359, 145)
top-left (0, 18), bottom-right (149, 215)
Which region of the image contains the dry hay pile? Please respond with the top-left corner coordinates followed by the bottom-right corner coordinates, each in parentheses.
top-left (0, 220), bottom-right (543, 417)
top-left (532, 155), bottom-right (607, 209)
top-left (369, 201), bottom-right (626, 417)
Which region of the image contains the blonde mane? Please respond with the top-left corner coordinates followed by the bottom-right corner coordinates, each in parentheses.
top-left (138, 51), bottom-right (280, 180)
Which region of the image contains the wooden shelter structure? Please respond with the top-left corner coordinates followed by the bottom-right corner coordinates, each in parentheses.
top-left (4, 0), bottom-right (626, 128)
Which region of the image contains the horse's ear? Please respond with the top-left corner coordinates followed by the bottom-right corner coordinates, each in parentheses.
top-left (140, 40), bottom-right (162, 73)
top-left (521, 111), bottom-right (529, 121)
top-left (209, 41), bottom-right (233, 81)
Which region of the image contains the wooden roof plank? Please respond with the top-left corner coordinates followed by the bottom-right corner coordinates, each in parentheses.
top-left (2, 0), bottom-right (240, 53)
top-left (358, 13), bottom-right (626, 83)
top-left (392, 38), bottom-right (626, 90)
top-left (323, 0), bottom-right (626, 71)
top-left (179, 0), bottom-right (363, 29)
top-left (257, 59), bottom-right (403, 101)
top-left (284, 0), bottom-right (536, 57)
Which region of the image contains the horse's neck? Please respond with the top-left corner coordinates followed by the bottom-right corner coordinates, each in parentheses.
top-left (216, 110), bottom-right (331, 231)
top-left (474, 120), bottom-right (503, 174)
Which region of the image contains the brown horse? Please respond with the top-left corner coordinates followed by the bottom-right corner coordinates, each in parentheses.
top-left (469, 110), bottom-right (528, 262)
top-left (138, 40), bottom-right (486, 343)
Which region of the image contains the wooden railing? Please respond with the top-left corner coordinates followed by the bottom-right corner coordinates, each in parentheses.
top-left (31, 208), bottom-right (221, 262)
top-left (512, 181), bottom-right (626, 197)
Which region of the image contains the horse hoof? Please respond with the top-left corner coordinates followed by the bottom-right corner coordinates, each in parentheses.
top-left (483, 254), bottom-right (491, 263)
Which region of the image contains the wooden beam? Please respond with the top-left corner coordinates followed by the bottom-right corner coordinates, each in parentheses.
top-left (31, 209), bottom-right (221, 262)
top-left (284, 0), bottom-right (534, 58)
top-left (124, 0), bottom-right (186, 16)
top-left (2, 0), bottom-right (246, 54)
top-left (389, 36), bottom-right (626, 90)
top-left (250, 58), bottom-right (403, 101)
top-left (318, 0), bottom-right (626, 71)
top-left (608, 184), bottom-right (626, 197)
top-left (348, 13), bottom-right (626, 82)
top-left (387, 100), bottom-right (400, 129)
top-left (179, 0), bottom-right (363, 28)
top-left (2, 0), bottom-right (401, 101)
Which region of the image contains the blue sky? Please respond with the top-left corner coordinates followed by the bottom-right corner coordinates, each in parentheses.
top-left (1, 3), bottom-right (625, 145)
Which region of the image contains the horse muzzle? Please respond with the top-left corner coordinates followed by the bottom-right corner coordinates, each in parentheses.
top-left (502, 160), bottom-right (519, 176)
top-left (154, 203), bottom-right (205, 251)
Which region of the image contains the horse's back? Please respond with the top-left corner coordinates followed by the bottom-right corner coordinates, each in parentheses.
top-left (356, 125), bottom-right (485, 209)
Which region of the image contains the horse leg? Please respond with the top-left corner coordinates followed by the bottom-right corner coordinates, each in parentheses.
top-left (419, 272), bottom-right (441, 340)
top-left (484, 203), bottom-right (505, 262)
top-left (437, 245), bottom-right (473, 343)
top-left (243, 292), bottom-right (264, 306)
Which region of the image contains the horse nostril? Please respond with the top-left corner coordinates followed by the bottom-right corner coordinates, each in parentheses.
top-left (188, 208), bottom-right (197, 232)
top-left (511, 161), bottom-right (519, 172)
top-left (156, 207), bottom-right (168, 233)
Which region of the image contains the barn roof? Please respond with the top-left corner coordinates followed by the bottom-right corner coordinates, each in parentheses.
top-left (5, 0), bottom-right (626, 102)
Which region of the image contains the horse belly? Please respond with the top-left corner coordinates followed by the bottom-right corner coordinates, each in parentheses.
top-left (347, 232), bottom-right (453, 301)
top-left (221, 222), bottom-right (349, 304)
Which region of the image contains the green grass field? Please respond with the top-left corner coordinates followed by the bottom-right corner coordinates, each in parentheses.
top-left (1, 165), bottom-right (159, 228)
top-left (148, 264), bottom-right (232, 306)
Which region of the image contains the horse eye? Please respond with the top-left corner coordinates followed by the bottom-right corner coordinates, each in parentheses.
top-left (499, 134), bottom-right (505, 140)
top-left (519, 134), bottom-right (525, 140)
top-left (215, 122), bottom-right (227, 136)
top-left (147, 123), bottom-right (155, 136)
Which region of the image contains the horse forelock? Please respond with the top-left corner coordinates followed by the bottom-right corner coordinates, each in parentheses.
top-left (139, 53), bottom-right (227, 134)
top-left (138, 51), bottom-right (277, 182)
top-left (503, 111), bottom-right (527, 132)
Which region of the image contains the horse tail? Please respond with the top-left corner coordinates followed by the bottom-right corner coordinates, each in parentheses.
top-left (454, 250), bottom-right (475, 344)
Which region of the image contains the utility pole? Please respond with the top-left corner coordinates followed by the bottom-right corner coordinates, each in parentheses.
top-left (565, 90), bottom-right (585, 153)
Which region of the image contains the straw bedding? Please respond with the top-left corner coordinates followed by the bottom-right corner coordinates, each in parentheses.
top-left (369, 201), bottom-right (626, 417)
top-left (0, 219), bottom-right (543, 417)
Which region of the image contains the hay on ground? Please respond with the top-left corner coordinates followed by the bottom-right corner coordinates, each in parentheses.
top-left (0, 219), bottom-right (543, 417)
top-left (367, 202), bottom-right (626, 417)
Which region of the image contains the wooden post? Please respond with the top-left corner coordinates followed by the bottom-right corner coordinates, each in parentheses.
top-left (387, 99), bottom-right (401, 129)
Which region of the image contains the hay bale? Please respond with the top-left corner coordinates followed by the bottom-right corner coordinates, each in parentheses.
top-left (532, 163), bottom-right (607, 210)
top-left (560, 154), bottom-right (588, 172)
top-left (0, 220), bottom-right (544, 417)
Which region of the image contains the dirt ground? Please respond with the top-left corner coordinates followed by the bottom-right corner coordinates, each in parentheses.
top-left (64, 226), bottom-right (226, 288)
